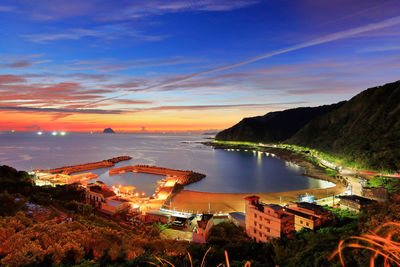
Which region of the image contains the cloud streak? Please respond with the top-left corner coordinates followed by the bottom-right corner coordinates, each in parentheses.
top-left (144, 102), bottom-right (308, 111)
top-left (0, 106), bottom-right (122, 114)
top-left (22, 26), bottom-right (167, 43)
top-left (89, 15), bottom-right (400, 105)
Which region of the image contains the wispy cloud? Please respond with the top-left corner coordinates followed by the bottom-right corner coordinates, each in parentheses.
top-left (104, 0), bottom-right (261, 20)
top-left (0, 54), bottom-right (51, 68)
top-left (0, 75), bottom-right (26, 84)
top-left (22, 24), bottom-right (167, 43)
top-left (14, 0), bottom-right (260, 21)
top-left (0, 106), bottom-right (123, 114)
top-left (143, 102), bottom-right (308, 111)
top-left (359, 45), bottom-right (400, 53)
top-left (0, 5), bottom-right (14, 12)
top-left (88, 14), bottom-right (400, 106)
top-left (67, 56), bottom-right (199, 72)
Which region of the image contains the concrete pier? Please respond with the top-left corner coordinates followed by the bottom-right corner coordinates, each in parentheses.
top-left (38, 156), bottom-right (132, 175)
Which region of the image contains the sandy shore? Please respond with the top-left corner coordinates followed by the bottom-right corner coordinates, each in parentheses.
top-left (169, 145), bottom-right (347, 213)
top-left (170, 183), bottom-right (346, 213)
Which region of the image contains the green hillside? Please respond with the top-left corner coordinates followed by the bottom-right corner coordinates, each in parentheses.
top-left (289, 81), bottom-right (400, 171)
top-left (215, 103), bottom-right (344, 143)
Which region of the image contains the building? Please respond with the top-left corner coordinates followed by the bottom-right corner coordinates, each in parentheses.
top-left (85, 181), bottom-right (131, 215)
top-left (284, 202), bottom-right (333, 231)
top-left (101, 197), bottom-right (130, 215)
top-left (86, 181), bottom-right (117, 207)
top-left (192, 214), bottom-right (230, 243)
top-left (229, 212), bottom-right (246, 228)
top-left (244, 196), bottom-right (294, 243)
top-left (362, 186), bottom-right (389, 202)
top-left (339, 195), bottom-right (376, 212)
top-left (141, 209), bottom-right (172, 223)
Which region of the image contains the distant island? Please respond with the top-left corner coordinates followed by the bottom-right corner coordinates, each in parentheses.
top-left (103, 128), bottom-right (115, 134)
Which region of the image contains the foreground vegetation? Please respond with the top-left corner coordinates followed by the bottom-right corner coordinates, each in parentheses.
top-left (1, 165), bottom-right (400, 266)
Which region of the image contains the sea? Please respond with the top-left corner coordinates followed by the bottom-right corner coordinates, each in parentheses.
top-left (0, 132), bottom-right (334, 195)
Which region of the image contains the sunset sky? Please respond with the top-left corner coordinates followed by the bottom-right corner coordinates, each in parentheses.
top-left (1, 0), bottom-right (400, 132)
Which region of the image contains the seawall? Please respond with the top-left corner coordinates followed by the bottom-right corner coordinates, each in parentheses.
top-left (38, 156), bottom-right (132, 175)
top-left (109, 165), bottom-right (206, 186)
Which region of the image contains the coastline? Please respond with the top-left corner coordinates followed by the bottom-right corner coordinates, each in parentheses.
top-left (169, 142), bottom-right (346, 213)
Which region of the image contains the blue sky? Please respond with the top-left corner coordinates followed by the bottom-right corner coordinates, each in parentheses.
top-left (0, 0), bottom-right (400, 131)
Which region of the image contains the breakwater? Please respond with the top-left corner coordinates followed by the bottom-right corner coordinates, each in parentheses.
top-left (109, 165), bottom-right (206, 186)
top-left (38, 156), bottom-right (132, 175)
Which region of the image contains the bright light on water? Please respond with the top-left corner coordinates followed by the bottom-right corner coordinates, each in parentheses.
top-left (37, 131), bottom-right (43, 135)
top-left (60, 131), bottom-right (66, 136)
top-left (52, 131), bottom-right (58, 136)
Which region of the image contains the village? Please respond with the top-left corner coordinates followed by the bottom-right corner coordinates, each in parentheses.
top-left (31, 155), bottom-right (390, 244)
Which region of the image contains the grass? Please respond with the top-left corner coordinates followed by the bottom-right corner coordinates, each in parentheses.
top-left (160, 229), bottom-right (193, 241)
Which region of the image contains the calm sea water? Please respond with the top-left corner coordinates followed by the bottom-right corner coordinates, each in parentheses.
top-left (0, 132), bottom-right (333, 195)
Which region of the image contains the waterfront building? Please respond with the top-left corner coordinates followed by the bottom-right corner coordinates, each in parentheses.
top-left (100, 197), bottom-right (130, 215)
top-left (141, 209), bottom-right (172, 223)
top-left (284, 202), bottom-right (333, 231)
top-left (85, 181), bottom-right (130, 215)
top-left (338, 195), bottom-right (376, 212)
top-left (86, 181), bottom-right (116, 207)
top-left (244, 196), bottom-right (294, 243)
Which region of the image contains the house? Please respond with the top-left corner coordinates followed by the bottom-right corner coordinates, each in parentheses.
top-left (284, 208), bottom-right (318, 231)
top-left (192, 214), bottom-right (230, 243)
top-left (141, 209), bottom-right (172, 224)
top-left (86, 181), bottom-right (116, 208)
top-left (244, 196), bottom-right (294, 243)
top-left (362, 186), bottom-right (389, 202)
top-left (85, 181), bottom-right (132, 215)
top-left (339, 195), bottom-right (376, 212)
top-left (284, 202), bottom-right (333, 231)
top-left (100, 197), bottom-right (130, 215)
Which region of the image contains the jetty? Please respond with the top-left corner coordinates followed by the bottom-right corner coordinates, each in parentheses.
top-left (109, 165), bottom-right (205, 186)
top-left (38, 156), bottom-right (132, 175)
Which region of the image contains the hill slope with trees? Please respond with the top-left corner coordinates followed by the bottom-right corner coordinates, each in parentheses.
top-left (289, 81), bottom-right (400, 171)
top-left (215, 103), bottom-right (344, 143)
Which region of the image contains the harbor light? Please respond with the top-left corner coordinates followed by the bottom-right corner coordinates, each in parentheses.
top-left (52, 131), bottom-right (58, 136)
top-left (60, 131), bottom-right (66, 136)
top-left (37, 131), bottom-right (43, 135)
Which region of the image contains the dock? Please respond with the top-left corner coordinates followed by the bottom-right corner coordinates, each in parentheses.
top-left (109, 165), bottom-right (205, 186)
top-left (38, 156), bottom-right (132, 175)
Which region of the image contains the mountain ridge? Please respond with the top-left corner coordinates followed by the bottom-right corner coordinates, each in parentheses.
top-left (216, 80), bottom-right (400, 171)
top-left (215, 102), bottom-right (345, 143)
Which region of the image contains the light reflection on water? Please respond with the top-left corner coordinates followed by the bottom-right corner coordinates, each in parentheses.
top-left (0, 132), bottom-right (334, 194)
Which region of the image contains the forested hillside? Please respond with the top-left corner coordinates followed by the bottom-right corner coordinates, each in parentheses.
top-left (289, 81), bottom-right (400, 171)
top-left (216, 103), bottom-right (344, 143)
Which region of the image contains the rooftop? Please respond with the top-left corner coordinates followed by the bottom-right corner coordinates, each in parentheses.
top-left (284, 208), bottom-right (317, 220)
top-left (296, 202), bottom-right (330, 213)
top-left (264, 203), bottom-right (283, 211)
top-left (89, 185), bottom-right (116, 198)
top-left (339, 195), bottom-right (376, 205)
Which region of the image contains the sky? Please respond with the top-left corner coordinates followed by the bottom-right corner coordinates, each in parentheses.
top-left (1, 0), bottom-right (400, 132)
